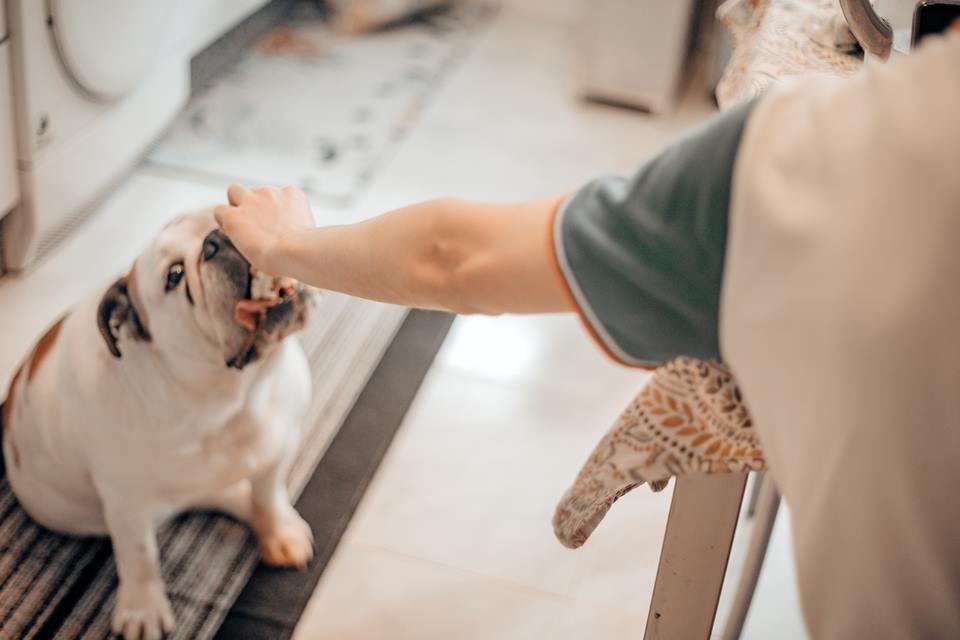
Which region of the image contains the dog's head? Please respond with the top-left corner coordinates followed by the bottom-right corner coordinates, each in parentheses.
top-left (96, 209), bottom-right (313, 370)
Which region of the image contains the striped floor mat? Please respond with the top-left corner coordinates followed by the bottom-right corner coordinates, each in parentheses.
top-left (0, 295), bottom-right (407, 639)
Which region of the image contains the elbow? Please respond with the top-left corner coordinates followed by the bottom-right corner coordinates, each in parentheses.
top-left (432, 261), bottom-right (502, 316)
top-left (415, 245), bottom-right (480, 315)
top-left (411, 201), bottom-right (493, 315)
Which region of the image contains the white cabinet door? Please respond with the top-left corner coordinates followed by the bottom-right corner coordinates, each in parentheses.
top-left (0, 38), bottom-right (18, 218)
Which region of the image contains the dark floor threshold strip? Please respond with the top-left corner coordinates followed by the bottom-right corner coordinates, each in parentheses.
top-left (214, 309), bottom-right (455, 640)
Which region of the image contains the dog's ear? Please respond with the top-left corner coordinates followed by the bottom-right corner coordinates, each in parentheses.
top-left (97, 278), bottom-right (151, 358)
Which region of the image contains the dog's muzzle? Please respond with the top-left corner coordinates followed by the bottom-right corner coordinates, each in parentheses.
top-left (199, 229), bottom-right (311, 370)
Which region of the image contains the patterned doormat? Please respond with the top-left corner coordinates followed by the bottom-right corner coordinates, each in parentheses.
top-left (0, 296), bottom-right (410, 639)
top-left (148, 2), bottom-right (495, 202)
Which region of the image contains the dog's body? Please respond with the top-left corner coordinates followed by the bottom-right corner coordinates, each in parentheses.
top-left (5, 303), bottom-right (310, 536)
top-left (2, 210), bottom-right (314, 640)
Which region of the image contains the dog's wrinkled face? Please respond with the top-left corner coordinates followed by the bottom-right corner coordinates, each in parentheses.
top-left (98, 209), bottom-right (311, 370)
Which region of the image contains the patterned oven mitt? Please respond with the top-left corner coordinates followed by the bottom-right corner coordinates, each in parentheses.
top-left (553, 357), bottom-right (767, 549)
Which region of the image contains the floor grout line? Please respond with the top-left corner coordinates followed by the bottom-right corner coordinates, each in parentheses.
top-left (336, 541), bottom-right (579, 604)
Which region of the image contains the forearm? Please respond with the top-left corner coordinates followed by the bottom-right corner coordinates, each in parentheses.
top-left (276, 197), bottom-right (571, 314)
top-left (277, 201), bottom-right (452, 309)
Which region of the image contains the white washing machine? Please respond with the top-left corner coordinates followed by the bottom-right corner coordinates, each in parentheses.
top-left (1, 0), bottom-right (273, 272)
top-left (1, 0), bottom-right (190, 271)
top-left (0, 1), bottom-right (19, 219)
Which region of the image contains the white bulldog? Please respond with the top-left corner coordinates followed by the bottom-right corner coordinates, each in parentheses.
top-left (1, 209), bottom-right (316, 640)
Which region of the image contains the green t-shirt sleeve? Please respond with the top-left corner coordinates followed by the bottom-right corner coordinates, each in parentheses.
top-left (554, 100), bottom-right (756, 366)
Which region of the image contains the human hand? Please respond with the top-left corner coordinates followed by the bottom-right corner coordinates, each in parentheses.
top-left (214, 184), bottom-right (315, 276)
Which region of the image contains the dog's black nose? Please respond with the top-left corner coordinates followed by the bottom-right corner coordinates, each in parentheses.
top-left (203, 238), bottom-right (219, 262)
top-left (202, 229), bottom-right (231, 262)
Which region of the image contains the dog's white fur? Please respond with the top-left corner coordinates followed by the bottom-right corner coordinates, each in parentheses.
top-left (2, 210), bottom-right (314, 640)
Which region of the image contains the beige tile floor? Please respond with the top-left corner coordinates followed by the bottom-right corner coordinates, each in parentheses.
top-left (0, 0), bottom-right (806, 638)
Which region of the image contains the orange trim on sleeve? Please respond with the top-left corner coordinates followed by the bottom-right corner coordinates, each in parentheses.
top-left (546, 197), bottom-right (654, 371)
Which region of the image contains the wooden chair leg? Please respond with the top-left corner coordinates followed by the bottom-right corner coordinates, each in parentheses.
top-left (644, 473), bottom-right (748, 640)
top-left (720, 478), bottom-right (781, 640)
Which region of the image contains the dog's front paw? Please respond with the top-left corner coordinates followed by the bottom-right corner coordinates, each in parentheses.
top-left (112, 581), bottom-right (175, 640)
top-left (256, 511), bottom-right (314, 568)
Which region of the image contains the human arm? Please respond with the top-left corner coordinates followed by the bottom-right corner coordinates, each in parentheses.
top-left (214, 185), bottom-right (573, 315)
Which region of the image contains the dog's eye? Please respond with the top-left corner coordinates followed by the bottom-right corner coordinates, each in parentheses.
top-left (165, 262), bottom-right (185, 292)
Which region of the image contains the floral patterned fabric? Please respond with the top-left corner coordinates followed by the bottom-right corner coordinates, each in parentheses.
top-left (715, 0), bottom-right (862, 109)
top-left (553, 358), bottom-right (766, 549)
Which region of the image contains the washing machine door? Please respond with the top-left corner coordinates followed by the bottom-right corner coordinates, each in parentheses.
top-left (49, 0), bottom-right (175, 102)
